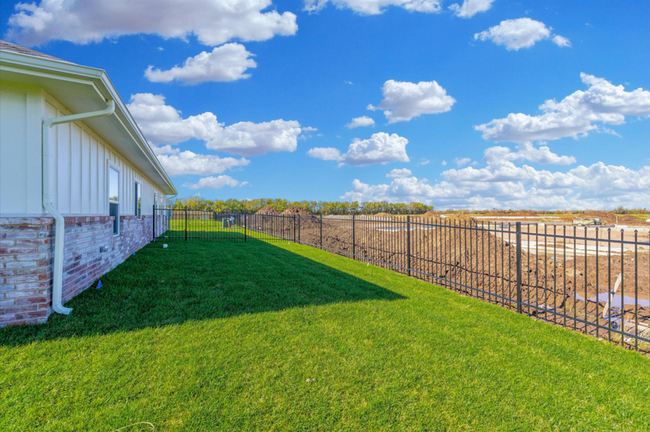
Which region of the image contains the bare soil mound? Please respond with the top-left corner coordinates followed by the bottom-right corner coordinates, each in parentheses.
top-left (582, 211), bottom-right (650, 226)
top-left (616, 215), bottom-right (650, 226)
top-left (421, 211), bottom-right (440, 218)
top-left (584, 211), bottom-right (616, 224)
top-left (255, 206), bottom-right (281, 215)
top-left (375, 212), bottom-right (394, 218)
top-left (282, 206), bottom-right (314, 217)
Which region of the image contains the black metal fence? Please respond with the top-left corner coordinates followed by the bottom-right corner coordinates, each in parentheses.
top-left (153, 207), bottom-right (299, 242)
top-left (153, 208), bottom-right (650, 353)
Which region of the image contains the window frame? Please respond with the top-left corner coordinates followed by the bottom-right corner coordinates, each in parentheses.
top-left (107, 162), bottom-right (120, 236)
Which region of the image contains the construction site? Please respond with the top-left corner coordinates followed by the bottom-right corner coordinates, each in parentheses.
top-left (248, 206), bottom-right (650, 352)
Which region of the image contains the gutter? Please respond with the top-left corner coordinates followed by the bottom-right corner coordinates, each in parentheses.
top-left (43, 99), bottom-right (115, 315)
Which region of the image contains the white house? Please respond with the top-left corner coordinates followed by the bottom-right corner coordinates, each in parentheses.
top-left (0, 40), bottom-right (176, 326)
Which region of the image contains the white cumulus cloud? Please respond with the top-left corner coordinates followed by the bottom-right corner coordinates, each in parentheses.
top-left (187, 175), bottom-right (246, 189)
top-left (449, 0), bottom-right (494, 18)
top-left (339, 132), bottom-right (409, 166)
top-left (307, 147), bottom-right (342, 161)
top-left (454, 157), bottom-right (472, 167)
top-left (483, 142), bottom-right (576, 165)
top-left (128, 93), bottom-right (302, 156)
top-left (552, 35), bottom-right (571, 48)
top-left (144, 43), bottom-right (257, 85)
top-left (6, 0), bottom-right (297, 46)
top-left (150, 144), bottom-right (179, 155)
top-left (128, 93), bottom-right (222, 145)
top-left (205, 120), bottom-right (302, 156)
top-left (341, 159), bottom-right (650, 210)
top-left (303, 0), bottom-right (442, 15)
top-left (475, 73), bottom-right (650, 143)
top-left (474, 18), bottom-right (569, 51)
top-left (368, 79), bottom-right (456, 123)
top-left (387, 168), bottom-right (412, 178)
top-left (346, 116), bottom-right (376, 129)
top-left (156, 151), bottom-right (249, 176)
top-left (308, 132), bottom-right (409, 166)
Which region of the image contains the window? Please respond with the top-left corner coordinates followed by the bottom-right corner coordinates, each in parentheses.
top-left (135, 182), bottom-right (142, 218)
top-left (109, 166), bottom-right (120, 235)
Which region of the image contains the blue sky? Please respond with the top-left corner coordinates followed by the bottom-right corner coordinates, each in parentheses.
top-left (2, 0), bottom-right (649, 209)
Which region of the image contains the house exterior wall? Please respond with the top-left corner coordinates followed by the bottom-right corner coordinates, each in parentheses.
top-left (0, 80), bottom-right (171, 327)
top-left (0, 215), bottom-right (164, 326)
top-left (0, 81), bottom-right (167, 216)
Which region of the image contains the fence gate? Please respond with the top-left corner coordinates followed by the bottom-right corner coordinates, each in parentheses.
top-left (153, 207), bottom-right (296, 242)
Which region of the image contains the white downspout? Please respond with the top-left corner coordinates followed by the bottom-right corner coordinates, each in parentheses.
top-left (43, 100), bottom-right (115, 315)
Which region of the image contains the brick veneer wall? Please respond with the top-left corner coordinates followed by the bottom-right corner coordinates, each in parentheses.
top-left (0, 215), bottom-right (156, 327)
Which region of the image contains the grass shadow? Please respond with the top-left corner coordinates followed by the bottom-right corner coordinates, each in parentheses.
top-left (0, 237), bottom-right (405, 346)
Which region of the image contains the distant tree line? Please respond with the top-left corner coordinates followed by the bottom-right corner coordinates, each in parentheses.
top-left (611, 207), bottom-right (649, 215)
top-left (167, 197), bottom-right (434, 215)
top-left (164, 198), bottom-right (649, 215)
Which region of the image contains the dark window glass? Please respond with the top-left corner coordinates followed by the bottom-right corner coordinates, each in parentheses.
top-left (135, 183), bottom-right (141, 218)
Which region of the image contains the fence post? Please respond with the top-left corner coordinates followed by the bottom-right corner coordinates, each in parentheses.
top-left (516, 221), bottom-right (522, 314)
top-left (185, 206), bottom-right (188, 241)
top-left (297, 215), bottom-right (301, 244)
top-left (320, 214), bottom-right (323, 249)
top-left (293, 215), bottom-right (296, 242)
top-left (407, 215), bottom-right (411, 277)
top-left (352, 214), bottom-right (356, 260)
top-left (244, 212), bottom-right (247, 242)
top-left (152, 204), bottom-right (155, 241)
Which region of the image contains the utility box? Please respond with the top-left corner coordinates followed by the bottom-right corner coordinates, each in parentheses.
top-left (222, 218), bottom-right (230, 228)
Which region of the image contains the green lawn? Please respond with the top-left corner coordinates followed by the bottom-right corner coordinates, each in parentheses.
top-left (1, 239), bottom-right (649, 431)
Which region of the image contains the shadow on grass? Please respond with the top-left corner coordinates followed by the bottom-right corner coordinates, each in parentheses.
top-left (0, 237), bottom-right (405, 346)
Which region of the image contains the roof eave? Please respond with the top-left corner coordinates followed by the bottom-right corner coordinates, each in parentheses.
top-left (94, 73), bottom-right (177, 195)
top-left (0, 49), bottom-right (177, 195)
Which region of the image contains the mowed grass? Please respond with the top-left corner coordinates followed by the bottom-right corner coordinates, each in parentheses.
top-left (1, 239), bottom-right (649, 431)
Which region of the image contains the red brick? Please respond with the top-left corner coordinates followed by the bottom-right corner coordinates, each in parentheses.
top-left (2, 214), bottom-right (155, 327)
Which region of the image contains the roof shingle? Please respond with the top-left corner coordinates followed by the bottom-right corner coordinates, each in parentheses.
top-left (0, 39), bottom-right (72, 63)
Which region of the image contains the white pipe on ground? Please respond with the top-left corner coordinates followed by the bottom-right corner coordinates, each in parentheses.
top-left (602, 273), bottom-right (623, 319)
top-left (43, 100), bottom-right (115, 315)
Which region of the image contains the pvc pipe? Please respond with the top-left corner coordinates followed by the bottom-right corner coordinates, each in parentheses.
top-left (43, 100), bottom-right (115, 315)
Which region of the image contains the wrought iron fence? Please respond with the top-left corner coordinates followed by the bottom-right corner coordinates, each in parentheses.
top-left (153, 207), bottom-right (650, 353)
top-left (153, 207), bottom-right (298, 242)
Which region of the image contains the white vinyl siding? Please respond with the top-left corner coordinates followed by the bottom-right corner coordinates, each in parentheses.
top-left (44, 96), bottom-right (165, 217)
top-left (0, 83), bottom-right (43, 215)
top-left (0, 83), bottom-right (167, 216)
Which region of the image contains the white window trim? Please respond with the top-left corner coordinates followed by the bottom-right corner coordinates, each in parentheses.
top-left (107, 161), bottom-right (121, 236)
